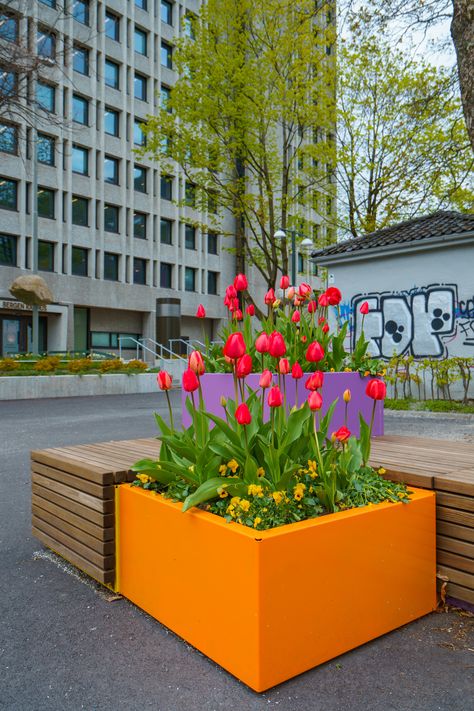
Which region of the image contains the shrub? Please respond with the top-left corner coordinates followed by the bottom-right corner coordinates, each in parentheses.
top-left (99, 359), bottom-right (125, 373)
top-left (34, 356), bottom-right (61, 373)
top-left (0, 358), bottom-right (19, 372)
top-left (126, 359), bottom-right (148, 372)
top-left (67, 358), bottom-right (96, 374)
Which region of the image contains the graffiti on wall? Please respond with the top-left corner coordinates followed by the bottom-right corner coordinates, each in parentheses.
top-left (350, 284), bottom-right (462, 359)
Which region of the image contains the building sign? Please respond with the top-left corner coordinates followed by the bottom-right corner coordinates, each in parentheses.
top-left (1, 300), bottom-right (47, 312)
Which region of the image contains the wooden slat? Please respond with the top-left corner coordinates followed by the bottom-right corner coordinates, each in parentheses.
top-left (32, 493), bottom-right (114, 541)
top-left (436, 491), bottom-right (474, 513)
top-left (32, 473), bottom-right (114, 514)
top-left (377, 467), bottom-right (433, 489)
top-left (437, 521), bottom-right (474, 544)
top-left (32, 515), bottom-right (115, 569)
top-left (445, 582), bottom-right (474, 605)
top-left (434, 472), bottom-right (474, 497)
top-left (437, 565), bottom-right (474, 591)
top-left (33, 506), bottom-right (114, 555)
top-left (32, 483), bottom-right (114, 527)
top-left (437, 507), bottom-right (474, 529)
top-left (438, 549), bottom-right (474, 575)
top-left (32, 462), bottom-right (113, 499)
top-left (31, 450), bottom-right (112, 483)
top-left (32, 526), bottom-right (114, 585)
top-left (49, 447), bottom-right (128, 481)
top-left (437, 535), bottom-right (474, 559)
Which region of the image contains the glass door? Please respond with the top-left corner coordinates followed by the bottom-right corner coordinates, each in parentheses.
top-left (2, 319), bottom-right (21, 356)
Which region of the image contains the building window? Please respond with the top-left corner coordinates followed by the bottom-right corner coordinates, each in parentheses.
top-left (104, 107), bottom-right (119, 136)
top-left (208, 270), bottom-right (218, 295)
top-left (38, 240), bottom-right (54, 271)
top-left (37, 28), bottom-right (55, 59)
top-left (72, 196), bottom-right (88, 226)
top-left (207, 231), bottom-right (218, 255)
top-left (160, 174), bottom-right (172, 200)
top-left (134, 73), bottom-right (147, 101)
top-left (38, 188), bottom-right (55, 219)
top-left (134, 27), bottom-right (147, 55)
top-left (72, 94), bottom-right (88, 124)
top-left (185, 266), bottom-right (196, 292)
top-left (0, 71), bottom-right (16, 99)
top-left (71, 246), bottom-right (88, 276)
top-left (73, 45), bottom-right (89, 75)
top-left (133, 212), bottom-right (146, 239)
top-left (37, 82), bottom-right (55, 112)
top-left (104, 155), bottom-right (119, 184)
top-left (161, 41), bottom-right (172, 69)
top-left (208, 191), bottom-right (218, 214)
top-left (160, 85), bottom-right (171, 112)
top-left (185, 224), bottom-right (195, 250)
top-left (0, 12), bottom-right (18, 43)
top-left (105, 59), bottom-right (119, 89)
top-left (185, 182), bottom-right (196, 207)
top-left (184, 13), bottom-right (196, 39)
top-left (135, 0), bottom-right (147, 10)
top-left (160, 262), bottom-right (172, 288)
top-left (105, 12), bottom-right (120, 41)
top-left (297, 252), bottom-right (304, 274)
top-left (72, 145), bottom-right (88, 175)
top-left (133, 120), bottom-right (146, 146)
top-left (161, 0), bottom-right (172, 24)
top-left (0, 234), bottom-right (17, 266)
top-left (104, 204), bottom-right (119, 233)
top-left (37, 134), bottom-right (55, 165)
top-left (73, 0), bottom-right (89, 25)
top-left (0, 123), bottom-right (17, 154)
top-left (104, 252), bottom-right (119, 281)
top-left (0, 178), bottom-right (17, 210)
top-left (134, 165), bottom-right (146, 193)
top-left (160, 218), bottom-right (172, 245)
top-left (40, 1), bottom-right (56, 9)
top-left (91, 331), bottom-right (140, 348)
top-left (133, 257), bottom-right (147, 285)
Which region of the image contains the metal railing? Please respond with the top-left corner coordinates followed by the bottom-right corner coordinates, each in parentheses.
top-left (118, 337), bottom-right (158, 362)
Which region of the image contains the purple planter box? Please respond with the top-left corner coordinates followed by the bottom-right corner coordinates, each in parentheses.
top-left (182, 372), bottom-right (384, 437)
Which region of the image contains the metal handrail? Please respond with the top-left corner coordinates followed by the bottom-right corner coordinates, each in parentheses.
top-left (139, 337), bottom-right (187, 363)
top-left (118, 336), bottom-right (156, 361)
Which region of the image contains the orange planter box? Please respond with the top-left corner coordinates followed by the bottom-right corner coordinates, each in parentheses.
top-left (118, 485), bottom-right (436, 692)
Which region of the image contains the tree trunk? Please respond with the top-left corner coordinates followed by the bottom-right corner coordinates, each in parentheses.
top-left (451, 0), bottom-right (474, 152)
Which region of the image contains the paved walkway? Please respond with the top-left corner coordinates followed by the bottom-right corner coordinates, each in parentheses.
top-left (1, 394), bottom-right (473, 711)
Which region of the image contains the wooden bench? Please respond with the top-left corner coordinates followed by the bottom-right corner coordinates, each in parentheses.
top-left (31, 434), bottom-right (474, 605)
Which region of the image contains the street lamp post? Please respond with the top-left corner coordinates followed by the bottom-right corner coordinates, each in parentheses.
top-left (31, 69), bottom-right (39, 355)
top-left (274, 229), bottom-right (315, 287)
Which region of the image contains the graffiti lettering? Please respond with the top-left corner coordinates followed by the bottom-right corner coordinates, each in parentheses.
top-left (458, 319), bottom-right (474, 347)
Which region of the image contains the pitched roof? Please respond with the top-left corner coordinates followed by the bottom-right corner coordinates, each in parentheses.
top-left (311, 211), bottom-right (474, 262)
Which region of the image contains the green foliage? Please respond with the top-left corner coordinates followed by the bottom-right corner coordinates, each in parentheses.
top-left (0, 358), bottom-right (19, 372)
top-left (385, 355), bottom-right (473, 404)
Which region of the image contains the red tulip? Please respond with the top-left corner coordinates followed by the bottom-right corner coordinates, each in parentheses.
top-left (182, 368), bottom-right (199, 392)
top-left (189, 350), bottom-right (205, 375)
top-left (308, 391), bottom-right (323, 410)
top-left (299, 282), bottom-right (312, 298)
top-left (278, 358), bottom-right (290, 375)
top-left (294, 296), bottom-right (303, 307)
top-left (291, 362), bottom-right (303, 380)
top-left (301, 335), bottom-right (307, 343)
top-left (360, 301), bottom-right (369, 315)
top-left (333, 426), bottom-right (351, 442)
top-left (234, 273), bottom-right (248, 291)
top-left (225, 284), bottom-right (237, 299)
top-left (318, 292), bottom-right (329, 307)
top-left (365, 378), bottom-right (387, 400)
top-left (259, 369), bottom-right (273, 388)
top-left (306, 341), bottom-right (325, 362)
top-left (157, 370), bottom-right (172, 390)
top-left (246, 304), bottom-right (255, 316)
top-left (280, 275), bottom-right (290, 290)
top-left (233, 309), bottom-right (243, 321)
top-left (268, 385), bottom-right (283, 408)
top-left (235, 403), bottom-right (252, 425)
top-left (307, 300), bottom-right (317, 313)
top-left (305, 371), bottom-right (324, 390)
top-left (291, 310), bottom-right (301, 323)
top-left (264, 288), bottom-right (275, 305)
top-left (325, 286), bottom-right (342, 306)
top-left (255, 332), bottom-right (270, 354)
top-left (322, 323), bottom-right (329, 334)
top-left (287, 286), bottom-right (295, 300)
top-left (236, 353), bottom-right (252, 378)
top-left (268, 331), bottom-right (286, 358)
top-left (223, 332), bottom-right (246, 360)
top-left (196, 304), bottom-right (206, 318)
top-left (318, 316), bottom-right (326, 325)
top-left (228, 297), bottom-right (239, 312)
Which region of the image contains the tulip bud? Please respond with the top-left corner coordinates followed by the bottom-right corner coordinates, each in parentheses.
top-left (233, 309), bottom-right (243, 321)
top-left (268, 385), bottom-right (283, 408)
top-left (305, 371), bottom-right (324, 390)
top-left (246, 304), bottom-right (255, 316)
top-left (318, 316), bottom-right (326, 325)
top-left (264, 288), bottom-right (275, 305)
top-left (225, 284), bottom-right (237, 299)
top-left (255, 332), bottom-right (270, 354)
top-left (189, 350), bottom-right (205, 375)
top-left (196, 304), bottom-right (206, 318)
top-left (287, 286), bottom-right (295, 300)
top-left (223, 332), bottom-right (246, 360)
top-left (234, 273), bottom-right (248, 291)
top-left (343, 389), bottom-right (351, 403)
top-left (259, 369), bottom-right (273, 388)
top-left (280, 275), bottom-right (290, 290)
top-left (365, 378), bottom-right (387, 400)
top-left (278, 358), bottom-right (290, 375)
top-left (308, 391), bottom-right (323, 410)
top-left (291, 310), bottom-right (301, 323)
top-left (268, 331), bottom-right (286, 358)
top-left (220, 396), bottom-right (227, 407)
top-left (322, 323), bottom-right (329, 334)
top-left (360, 301), bottom-right (369, 315)
top-left (307, 300), bottom-right (317, 314)
top-left (299, 282), bottom-right (312, 298)
top-left (182, 368), bottom-right (199, 392)
top-left (157, 370), bottom-right (172, 390)
top-left (273, 299), bottom-right (281, 309)
top-left (235, 403), bottom-right (252, 425)
top-left (318, 293), bottom-right (329, 307)
top-left (306, 341), bottom-right (325, 363)
top-left (236, 353), bottom-right (252, 378)
top-left (291, 362), bottom-right (303, 380)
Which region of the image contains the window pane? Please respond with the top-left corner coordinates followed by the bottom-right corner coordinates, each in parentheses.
top-left (207, 232), bottom-right (218, 254)
top-left (91, 332), bottom-right (110, 347)
top-left (0, 234), bottom-right (17, 266)
top-left (71, 246), bottom-right (88, 276)
top-left (105, 60), bottom-right (119, 89)
top-left (37, 83), bottom-right (55, 112)
top-left (133, 212), bottom-right (146, 239)
top-left (134, 28), bottom-right (147, 55)
top-left (134, 73), bottom-right (147, 101)
top-left (208, 271), bottom-right (218, 295)
top-left (135, 0), bottom-right (147, 9)
top-left (0, 123), bottom-right (17, 154)
top-left (160, 175), bottom-right (172, 200)
top-left (133, 257), bottom-right (147, 285)
top-left (161, 0), bottom-right (172, 24)
top-left (0, 178), bottom-right (17, 210)
top-left (185, 182), bottom-right (195, 207)
top-left (37, 29), bottom-right (55, 59)
top-left (38, 188), bottom-right (55, 218)
top-left (0, 13), bottom-right (18, 43)
top-left (72, 196), bottom-right (88, 226)
top-left (73, 0), bottom-right (89, 25)
top-left (104, 156), bottom-right (119, 184)
top-left (160, 218), bottom-right (172, 244)
top-left (73, 45), bottom-right (89, 75)
top-left (37, 134), bottom-right (55, 165)
top-left (160, 85), bottom-right (171, 112)
top-left (104, 107), bottom-right (119, 136)
top-left (134, 166), bottom-right (146, 193)
top-left (185, 224), bottom-right (195, 250)
top-left (185, 267), bottom-right (195, 292)
top-left (38, 241), bottom-right (54, 271)
top-left (72, 145), bottom-right (88, 174)
top-left (133, 120), bottom-right (146, 146)
top-left (161, 42), bottom-right (172, 68)
top-left (184, 13), bottom-right (195, 39)
top-left (160, 262), bottom-right (172, 288)
top-left (40, 0), bottom-right (56, 7)
top-left (104, 204), bottom-right (119, 232)
top-left (104, 252), bottom-right (119, 281)
top-left (298, 252), bottom-right (304, 273)
top-left (105, 12), bottom-right (120, 41)
top-left (72, 95), bottom-right (88, 124)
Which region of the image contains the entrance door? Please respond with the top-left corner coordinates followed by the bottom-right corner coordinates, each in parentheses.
top-left (74, 307), bottom-right (89, 352)
top-left (2, 319), bottom-right (21, 356)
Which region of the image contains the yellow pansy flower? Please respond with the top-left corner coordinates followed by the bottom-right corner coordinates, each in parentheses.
top-left (248, 484), bottom-right (263, 497)
top-left (254, 517), bottom-right (262, 528)
top-left (227, 459), bottom-right (239, 473)
top-left (219, 464), bottom-right (228, 476)
top-left (257, 467), bottom-right (265, 478)
top-left (239, 499), bottom-right (250, 512)
top-left (272, 491), bottom-right (284, 505)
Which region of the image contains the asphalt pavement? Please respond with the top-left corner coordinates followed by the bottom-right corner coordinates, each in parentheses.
top-left (0, 393), bottom-right (473, 711)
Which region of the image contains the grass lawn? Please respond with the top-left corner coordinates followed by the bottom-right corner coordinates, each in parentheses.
top-left (386, 398), bottom-right (474, 414)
